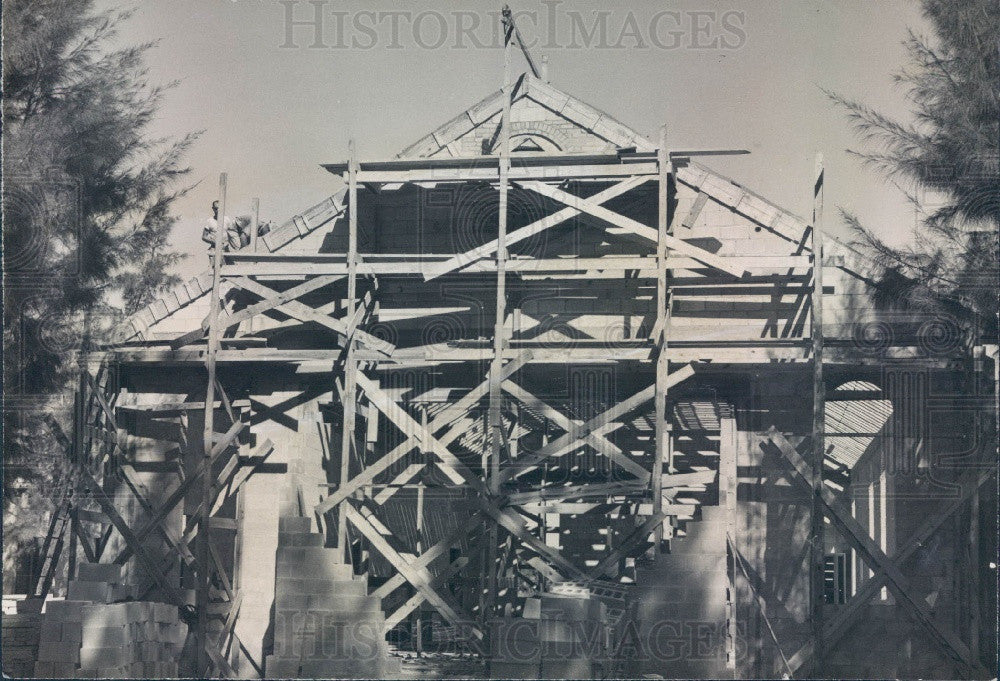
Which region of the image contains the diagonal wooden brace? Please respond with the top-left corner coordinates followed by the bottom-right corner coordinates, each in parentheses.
top-left (785, 463), bottom-right (997, 675)
top-left (766, 428), bottom-right (988, 678)
top-left (423, 176), bottom-right (650, 280)
top-left (519, 180), bottom-right (746, 277)
top-left (232, 277), bottom-right (394, 356)
top-left (501, 363), bottom-right (696, 483)
top-left (171, 275), bottom-right (342, 349)
top-left (502, 379), bottom-right (650, 482)
top-left (343, 503), bottom-right (483, 641)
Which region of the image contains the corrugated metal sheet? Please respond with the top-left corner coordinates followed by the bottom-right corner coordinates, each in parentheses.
top-left (825, 381), bottom-right (892, 470)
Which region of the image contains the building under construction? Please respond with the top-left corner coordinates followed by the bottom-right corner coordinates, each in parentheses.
top-left (4, 22), bottom-right (997, 681)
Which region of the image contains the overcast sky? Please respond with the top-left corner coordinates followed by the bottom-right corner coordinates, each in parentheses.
top-left (107, 0), bottom-right (930, 280)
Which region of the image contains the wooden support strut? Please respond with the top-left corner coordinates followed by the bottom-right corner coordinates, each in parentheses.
top-left (517, 180), bottom-right (747, 277)
top-left (809, 154), bottom-right (825, 673)
top-left (484, 23), bottom-right (513, 622)
top-left (314, 353), bottom-right (532, 515)
top-left (784, 463), bottom-right (996, 675)
top-left (343, 503), bottom-right (483, 641)
top-left (337, 140), bottom-right (359, 561)
top-left (501, 380), bottom-right (649, 481)
top-left (423, 176), bottom-right (650, 280)
top-left (652, 125), bottom-right (671, 553)
top-left (228, 276), bottom-right (394, 355)
top-left (499, 363), bottom-right (696, 483)
top-left (351, 372), bottom-right (588, 583)
top-left (765, 429), bottom-right (989, 679)
top-left (198, 172), bottom-right (228, 675)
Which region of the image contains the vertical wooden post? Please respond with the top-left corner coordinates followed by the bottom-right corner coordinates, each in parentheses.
top-left (68, 374), bottom-right (83, 582)
top-left (199, 172), bottom-right (228, 675)
top-left (720, 412), bottom-right (738, 675)
top-left (485, 11), bottom-right (514, 626)
top-left (652, 125), bottom-right (671, 553)
top-left (338, 142), bottom-right (359, 561)
top-left (967, 489), bottom-right (980, 660)
top-left (249, 198), bottom-right (260, 253)
top-left (810, 153), bottom-right (826, 673)
top-left (416, 404), bottom-right (427, 656)
top-left (247, 198), bottom-right (261, 335)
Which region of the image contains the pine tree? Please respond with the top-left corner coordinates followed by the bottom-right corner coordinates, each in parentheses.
top-left (2, 0), bottom-right (198, 579)
top-left (829, 0), bottom-right (999, 336)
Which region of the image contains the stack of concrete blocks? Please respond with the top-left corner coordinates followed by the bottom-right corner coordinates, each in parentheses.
top-left (488, 592), bottom-right (609, 679)
top-left (264, 515), bottom-right (401, 678)
top-left (64, 562), bottom-right (132, 604)
top-left (30, 562), bottom-right (185, 678)
top-left (626, 506), bottom-right (730, 678)
top-left (2, 612), bottom-right (41, 677)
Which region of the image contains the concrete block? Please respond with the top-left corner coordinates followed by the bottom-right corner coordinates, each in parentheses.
top-left (305, 594), bottom-right (381, 614)
top-left (33, 661), bottom-right (54, 677)
top-left (276, 577), bottom-right (367, 598)
top-left (79, 645), bottom-right (129, 668)
top-left (540, 657), bottom-right (594, 679)
top-left (49, 661), bottom-right (79, 677)
top-left (274, 593), bottom-right (310, 611)
top-left (77, 563), bottom-right (124, 583)
top-left (39, 620), bottom-right (63, 642)
top-left (129, 621), bottom-right (159, 641)
top-left (81, 625), bottom-right (128, 648)
top-left (138, 640), bottom-right (160, 662)
top-left (264, 655), bottom-right (301, 677)
top-left (540, 595), bottom-right (606, 622)
top-left (278, 531), bottom-right (325, 547)
top-left (279, 516), bottom-right (312, 533)
top-left (37, 640), bottom-right (81, 663)
top-left (61, 621), bottom-right (83, 643)
top-left (67, 580), bottom-right (113, 603)
top-left (0, 643), bottom-right (39, 662)
top-left (523, 598), bottom-right (541, 619)
top-left (152, 601), bottom-right (179, 623)
top-left (2, 624), bottom-right (40, 646)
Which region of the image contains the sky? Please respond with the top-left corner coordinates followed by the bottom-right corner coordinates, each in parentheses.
top-left (105, 0), bottom-right (931, 281)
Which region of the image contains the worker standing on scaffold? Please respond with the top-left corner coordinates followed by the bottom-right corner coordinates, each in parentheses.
top-left (202, 200), bottom-right (270, 264)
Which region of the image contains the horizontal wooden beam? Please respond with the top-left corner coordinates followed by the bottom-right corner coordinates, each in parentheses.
top-left (219, 254), bottom-right (810, 277)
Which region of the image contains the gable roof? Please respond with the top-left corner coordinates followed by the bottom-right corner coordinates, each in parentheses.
top-left (114, 73), bottom-right (868, 344)
top-left (397, 73), bottom-right (655, 158)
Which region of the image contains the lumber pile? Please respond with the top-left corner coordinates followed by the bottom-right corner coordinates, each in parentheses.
top-left (32, 595), bottom-right (183, 678)
top-left (265, 516), bottom-right (401, 678)
top-left (488, 592), bottom-right (610, 679)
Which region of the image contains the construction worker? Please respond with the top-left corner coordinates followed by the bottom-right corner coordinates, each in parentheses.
top-left (202, 200), bottom-right (271, 261)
